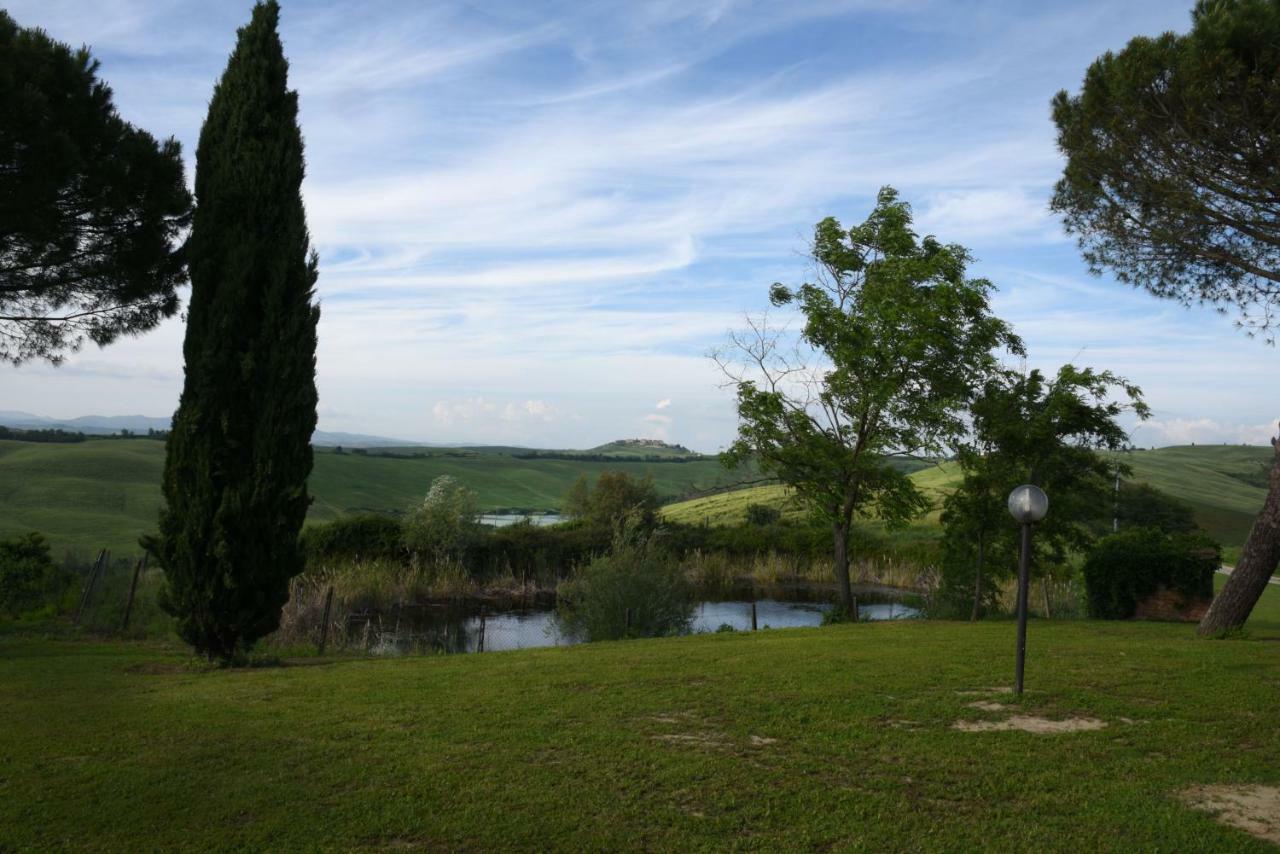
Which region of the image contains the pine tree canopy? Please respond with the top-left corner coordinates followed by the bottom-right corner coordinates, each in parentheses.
top-left (0, 11), bottom-right (192, 365)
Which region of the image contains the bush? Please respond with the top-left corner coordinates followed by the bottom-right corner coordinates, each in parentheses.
top-left (556, 525), bottom-right (694, 642)
top-left (0, 532), bottom-right (56, 617)
top-left (1083, 528), bottom-right (1219, 619)
top-left (745, 503), bottom-right (782, 527)
top-left (301, 514), bottom-right (403, 563)
top-left (402, 476), bottom-right (483, 560)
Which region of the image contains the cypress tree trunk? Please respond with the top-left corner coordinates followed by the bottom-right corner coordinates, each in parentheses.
top-left (155, 1), bottom-right (318, 661)
top-left (970, 530), bottom-right (985, 622)
top-left (1197, 436), bottom-right (1280, 637)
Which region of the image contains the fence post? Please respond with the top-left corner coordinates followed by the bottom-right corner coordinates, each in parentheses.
top-left (120, 553), bottom-right (147, 632)
top-left (751, 595), bottom-right (758, 632)
top-left (75, 549), bottom-right (107, 626)
top-left (317, 585), bottom-right (335, 655)
top-left (477, 606), bottom-right (486, 653)
top-left (1041, 579), bottom-right (1052, 620)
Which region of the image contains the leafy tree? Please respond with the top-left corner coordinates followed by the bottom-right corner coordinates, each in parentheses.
top-left (718, 188), bottom-right (1021, 615)
top-left (153, 2), bottom-right (319, 661)
top-left (938, 365), bottom-right (1148, 619)
top-left (1052, 0), bottom-right (1280, 636)
top-left (402, 475), bottom-right (482, 561)
top-left (562, 471), bottom-right (659, 529)
top-left (0, 11), bottom-right (191, 365)
top-left (563, 474), bottom-right (591, 520)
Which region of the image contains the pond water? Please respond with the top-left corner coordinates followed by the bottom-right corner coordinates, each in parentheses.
top-left (478, 513), bottom-right (564, 527)
top-left (360, 598), bottom-right (920, 656)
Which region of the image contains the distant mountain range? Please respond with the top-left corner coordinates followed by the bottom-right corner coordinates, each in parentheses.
top-left (0, 411), bottom-right (415, 447)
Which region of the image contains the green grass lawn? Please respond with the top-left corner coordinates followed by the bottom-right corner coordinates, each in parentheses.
top-left (0, 439), bottom-right (753, 556)
top-left (2, 586), bottom-right (1278, 850)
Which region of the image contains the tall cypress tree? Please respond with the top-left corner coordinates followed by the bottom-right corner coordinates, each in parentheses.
top-left (155, 1), bottom-right (318, 661)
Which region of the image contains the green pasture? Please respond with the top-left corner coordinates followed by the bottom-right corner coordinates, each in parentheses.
top-left (0, 439), bottom-right (751, 556)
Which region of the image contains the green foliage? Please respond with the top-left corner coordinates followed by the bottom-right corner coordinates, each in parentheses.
top-left (0, 11), bottom-right (191, 364)
top-left (939, 364), bottom-right (1148, 619)
top-left (0, 532), bottom-right (55, 617)
top-left (556, 525), bottom-right (693, 641)
top-left (402, 476), bottom-right (482, 561)
top-left (1052, 0), bottom-right (1280, 338)
top-left (1109, 482), bottom-right (1200, 536)
top-left (154, 2), bottom-right (319, 661)
top-left (300, 514), bottom-right (403, 563)
top-left (744, 503), bottom-right (782, 527)
top-left (1083, 529), bottom-right (1220, 619)
top-left (720, 187), bottom-right (1021, 611)
top-left (560, 470), bottom-right (659, 529)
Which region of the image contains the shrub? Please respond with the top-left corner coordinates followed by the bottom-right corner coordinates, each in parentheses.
top-left (745, 503), bottom-right (782, 527)
top-left (556, 524), bottom-right (693, 642)
top-left (402, 476), bottom-right (483, 560)
top-left (0, 532), bottom-right (55, 617)
top-left (1083, 528), bottom-right (1219, 619)
top-left (301, 514), bottom-right (403, 563)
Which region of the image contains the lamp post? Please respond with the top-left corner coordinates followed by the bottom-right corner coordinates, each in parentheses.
top-left (1007, 484), bottom-right (1048, 696)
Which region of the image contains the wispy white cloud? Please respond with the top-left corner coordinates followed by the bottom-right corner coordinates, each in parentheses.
top-left (4, 0), bottom-right (1266, 450)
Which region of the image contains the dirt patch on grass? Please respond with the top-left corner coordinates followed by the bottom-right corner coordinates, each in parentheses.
top-left (749, 735), bottom-right (778, 746)
top-left (1180, 785), bottom-right (1280, 845)
top-left (955, 686), bottom-right (1013, 696)
top-left (953, 715), bottom-right (1108, 734)
top-left (966, 701), bottom-right (1009, 712)
top-left (122, 661), bottom-right (190, 675)
top-left (652, 733), bottom-right (726, 747)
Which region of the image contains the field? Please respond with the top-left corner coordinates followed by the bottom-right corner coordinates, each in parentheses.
top-left (663, 446), bottom-right (1272, 557)
top-left (1, 581), bottom-right (1277, 851)
top-left (0, 439), bottom-right (751, 555)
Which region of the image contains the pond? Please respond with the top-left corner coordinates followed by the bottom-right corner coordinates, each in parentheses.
top-left (478, 513), bottom-right (564, 527)
top-left (358, 597), bottom-right (920, 656)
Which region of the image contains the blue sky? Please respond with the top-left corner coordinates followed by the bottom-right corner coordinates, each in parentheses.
top-left (4, 0), bottom-right (1276, 451)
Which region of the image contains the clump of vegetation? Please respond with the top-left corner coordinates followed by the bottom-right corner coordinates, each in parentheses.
top-left (0, 532), bottom-right (57, 617)
top-left (557, 524), bottom-right (693, 642)
top-left (402, 475), bottom-right (484, 563)
top-left (1083, 529), bottom-right (1219, 620)
top-left (744, 503), bottom-right (781, 527)
top-left (563, 471), bottom-right (660, 529)
top-left (301, 513), bottom-right (403, 563)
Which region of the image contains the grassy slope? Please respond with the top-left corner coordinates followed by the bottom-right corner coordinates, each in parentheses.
top-left (0, 440), bottom-right (751, 555)
top-left (663, 446), bottom-right (1270, 552)
top-left (1, 593), bottom-right (1277, 850)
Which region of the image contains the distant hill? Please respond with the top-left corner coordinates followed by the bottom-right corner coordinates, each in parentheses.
top-left (589, 439), bottom-right (702, 458)
top-left (0, 439), bottom-right (757, 555)
top-left (0, 411), bottom-right (418, 447)
top-left (661, 445), bottom-right (1272, 559)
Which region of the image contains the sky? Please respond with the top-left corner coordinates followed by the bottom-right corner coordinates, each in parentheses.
top-left (3, 0), bottom-right (1277, 451)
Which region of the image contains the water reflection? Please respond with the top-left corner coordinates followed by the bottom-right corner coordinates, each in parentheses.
top-left (356, 597), bottom-right (919, 656)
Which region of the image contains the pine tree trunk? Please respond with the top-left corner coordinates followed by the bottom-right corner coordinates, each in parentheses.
top-left (1197, 435), bottom-right (1280, 637)
top-left (970, 530), bottom-right (985, 622)
top-left (833, 521), bottom-right (855, 617)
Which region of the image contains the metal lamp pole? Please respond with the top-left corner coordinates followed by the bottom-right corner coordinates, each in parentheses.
top-left (1007, 484), bottom-right (1048, 697)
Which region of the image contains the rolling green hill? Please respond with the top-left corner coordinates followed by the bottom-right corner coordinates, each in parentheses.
top-left (661, 446), bottom-right (1272, 556)
top-left (0, 439), bottom-right (752, 556)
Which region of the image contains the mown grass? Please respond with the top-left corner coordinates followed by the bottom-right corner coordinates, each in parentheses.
top-left (0, 439), bottom-right (754, 555)
top-left (1, 584), bottom-right (1277, 851)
